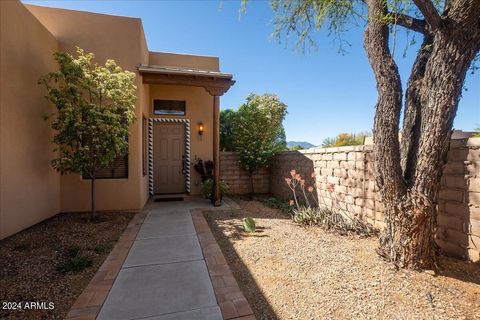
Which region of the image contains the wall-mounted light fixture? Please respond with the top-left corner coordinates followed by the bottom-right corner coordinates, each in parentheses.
top-left (198, 122), bottom-right (204, 136)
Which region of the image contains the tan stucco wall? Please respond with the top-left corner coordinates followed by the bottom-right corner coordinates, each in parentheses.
top-left (26, 4), bottom-right (148, 212)
top-left (149, 85), bottom-right (214, 195)
top-left (0, 1), bottom-right (60, 239)
top-left (139, 26), bottom-right (151, 207)
top-left (149, 52), bottom-right (219, 71)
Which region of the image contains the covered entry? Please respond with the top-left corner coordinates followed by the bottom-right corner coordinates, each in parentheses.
top-left (139, 65), bottom-right (234, 205)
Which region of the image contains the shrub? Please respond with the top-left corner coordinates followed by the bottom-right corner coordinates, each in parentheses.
top-left (292, 206), bottom-right (378, 237)
top-left (193, 159), bottom-right (214, 182)
top-left (262, 197), bottom-right (293, 214)
top-left (93, 243), bottom-right (111, 254)
top-left (285, 169), bottom-right (377, 237)
top-left (59, 256), bottom-right (93, 273)
top-left (201, 179), bottom-right (230, 199)
top-left (66, 245), bottom-right (81, 258)
top-left (58, 245), bottom-right (93, 273)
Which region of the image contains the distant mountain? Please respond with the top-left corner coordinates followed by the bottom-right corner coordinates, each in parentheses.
top-left (287, 141), bottom-right (316, 149)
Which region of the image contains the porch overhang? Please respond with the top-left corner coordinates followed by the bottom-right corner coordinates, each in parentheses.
top-left (138, 65), bottom-right (235, 96)
top-left (139, 64), bottom-right (234, 207)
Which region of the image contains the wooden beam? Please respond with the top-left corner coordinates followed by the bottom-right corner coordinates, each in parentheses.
top-left (212, 95), bottom-right (221, 206)
top-left (141, 73), bottom-right (234, 96)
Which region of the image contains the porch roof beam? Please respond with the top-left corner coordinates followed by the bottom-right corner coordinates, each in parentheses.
top-left (139, 68), bottom-right (235, 96)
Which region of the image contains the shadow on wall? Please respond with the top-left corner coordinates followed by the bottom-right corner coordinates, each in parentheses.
top-left (220, 152), bottom-right (270, 195)
top-left (437, 140), bottom-right (480, 262)
top-left (270, 151), bottom-right (315, 201)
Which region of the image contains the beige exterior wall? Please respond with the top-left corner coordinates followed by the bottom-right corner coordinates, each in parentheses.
top-left (0, 1), bottom-right (60, 239)
top-left (149, 85), bottom-right (214, 195)
top-left (26, 4), bottom-right (147, 213)
top-left (149, 52), bottom-right (219, 71)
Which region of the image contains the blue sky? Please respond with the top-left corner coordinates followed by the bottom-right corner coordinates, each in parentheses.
top-left (24, 0), bottom-right (479, 145)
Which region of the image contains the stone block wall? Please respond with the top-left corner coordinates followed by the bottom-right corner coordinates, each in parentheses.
top-left (220, 152), bottom-right (269, 194)
top-left (220, 138), bottom-right (480, 262)
top-left (269, 138), bottom-right (480, 262)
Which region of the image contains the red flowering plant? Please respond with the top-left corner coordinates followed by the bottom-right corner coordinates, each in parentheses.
top-left (285, 170), bottom-right (318, 210)
top-left (285, 169), bottom-right (377, 236)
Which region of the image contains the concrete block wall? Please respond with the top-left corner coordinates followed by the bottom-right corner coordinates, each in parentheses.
top-left (220, 138), bottom-right (480, 261)
top-left (219, 152), bottom-right (269, 194)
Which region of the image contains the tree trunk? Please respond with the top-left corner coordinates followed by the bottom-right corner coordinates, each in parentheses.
top-left (91, 177), bottom-right (96, 221)
top-left (249, 170), bottom-right (255, 196)
top-left (365, 0), bottom-right (480, 269)
top-left (400, 36), bottom-right (433, 183)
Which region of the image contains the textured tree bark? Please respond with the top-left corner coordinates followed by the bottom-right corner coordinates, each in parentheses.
top-left (365, 0), bottom-right (480, 269)
top-left (400, 36), bottom-right (433, 183)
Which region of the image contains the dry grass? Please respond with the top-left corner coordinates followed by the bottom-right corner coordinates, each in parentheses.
top-left (0, 212), bottom-right (134, 320)
top-left (204, 198), bottom-right (480, 320)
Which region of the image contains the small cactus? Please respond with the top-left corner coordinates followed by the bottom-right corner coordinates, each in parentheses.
top-left (243, 216), bottom-right (256, 233)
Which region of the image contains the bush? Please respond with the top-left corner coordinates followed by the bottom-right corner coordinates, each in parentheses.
top-left (57, 245), bottom-right (93, 273)
top-left (262, 197), bottom-right (293, 214)
top-left (292, 206), bottom-right (378, 237)
top-left (285, 169), bottom-right (377, 237)
top-left (193, 159), bottom-right (214, 182)
top-left (93, 243), bottom-right (111, 254)
top-left (201, 179), bottom-right (230, 199)
top-left (66, 245), bottom-right (81, 258)
top-left (59, 256), bottom-right (93, 273)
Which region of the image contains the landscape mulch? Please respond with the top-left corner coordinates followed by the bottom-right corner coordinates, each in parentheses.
top-left (0, 211), bottom-right (134, 320)
top-left (204, 197), bottom-right (480, 320)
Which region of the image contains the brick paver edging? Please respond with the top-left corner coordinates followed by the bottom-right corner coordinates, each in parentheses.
top-left (191, 208), bottom-right (255, 320)
top-left (65, 211), bottom-right (146, 320)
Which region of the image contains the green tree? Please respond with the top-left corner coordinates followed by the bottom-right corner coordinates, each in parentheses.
top-left (220, 109), bottom-right (238, 151)
top-left (40, 47), bottom-right (136, 219)
top-left (322, 132), bottom-right (369, 147)
top-left (290, 144), bottom-right (305, 151)
top-left (235, 93), bottom-right (288, 194)
top-left (473, 127), bottom-right (480, 138)
top-left (251, 0), bottom-right (480, 269)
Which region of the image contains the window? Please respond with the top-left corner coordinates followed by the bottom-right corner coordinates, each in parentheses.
top-left (153, 100), bottom-right (186, 116)
top-left (142, 116), bottom-right (148, 176)
top-left (82, 148), bottom-right (129, 179)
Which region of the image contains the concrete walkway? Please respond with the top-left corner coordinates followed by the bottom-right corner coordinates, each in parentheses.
top-left (97, 198), bottom-right (224, 320)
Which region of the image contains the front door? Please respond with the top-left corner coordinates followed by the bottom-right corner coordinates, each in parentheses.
top-left (153, 123), bottom-right (185, 194)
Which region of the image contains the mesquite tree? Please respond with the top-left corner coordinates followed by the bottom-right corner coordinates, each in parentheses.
top-left (40, 48), bottom-right (136, 219)
top-left (259, 0), bottom-right (480, 269)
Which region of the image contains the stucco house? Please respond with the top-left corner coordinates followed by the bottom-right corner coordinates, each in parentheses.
top-left (0, 0), bottom-right (234, 240)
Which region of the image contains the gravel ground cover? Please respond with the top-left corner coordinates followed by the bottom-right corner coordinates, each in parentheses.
top-left (204, 197), bottom-right (480, 320)
top-left (0, 212), bottom-right (134, 320)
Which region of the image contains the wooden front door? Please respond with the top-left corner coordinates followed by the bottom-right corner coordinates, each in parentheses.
top-left (153, 123), bottom-right (185, 194)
